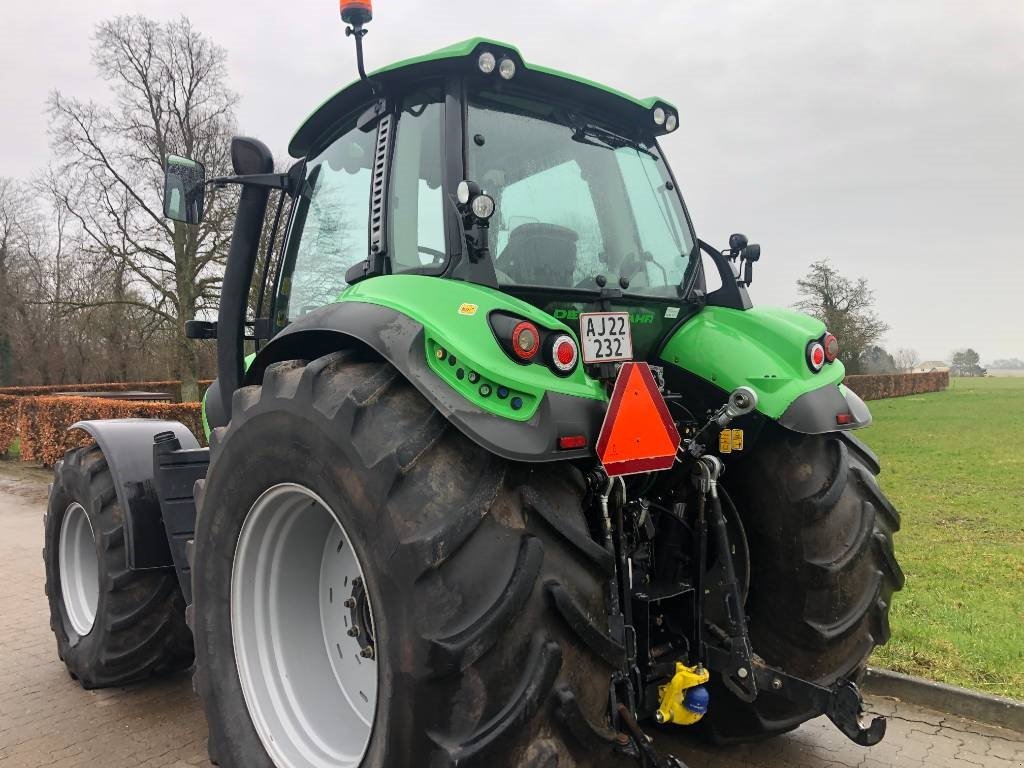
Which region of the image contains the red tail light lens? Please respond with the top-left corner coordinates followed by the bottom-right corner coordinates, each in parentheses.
top-left (558, 435), bottom-right (587, 450)
top-left (549, 334), bottom-right (579, 374)
top-left (807, 341), bottom-right (826, 372)
top-left (823, 333), bottom-right (839, 362)
top-left (511, 321), bottom-right (541, 361)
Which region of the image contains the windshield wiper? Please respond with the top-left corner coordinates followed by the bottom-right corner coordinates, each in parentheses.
top-left (571, 124), bottom-right (658, 159)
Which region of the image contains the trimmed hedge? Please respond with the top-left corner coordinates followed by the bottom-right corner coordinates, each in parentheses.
top-left (0, 395), bottom-right (18, 457)
top-left (10, 396), bottom-right (204, 467)
top-left (844, 371), bottom-right (949, 401)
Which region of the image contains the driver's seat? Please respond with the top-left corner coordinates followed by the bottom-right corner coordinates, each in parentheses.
top-left (496, 223), bottom-right (578, 287)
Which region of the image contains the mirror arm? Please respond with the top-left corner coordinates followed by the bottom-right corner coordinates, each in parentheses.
top-left (208, 172), bottom-right (296, 196)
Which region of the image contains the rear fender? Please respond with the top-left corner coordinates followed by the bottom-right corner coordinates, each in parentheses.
top-left (248, 275), bottom-right (608, 462)
top-left (68, 419), bottom-right (199, 570)
top-left (659, 305), bottom-right (870, 434)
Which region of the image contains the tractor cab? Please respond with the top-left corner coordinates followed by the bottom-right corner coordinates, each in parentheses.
top-left (272, 37), bottom-right (748, 360)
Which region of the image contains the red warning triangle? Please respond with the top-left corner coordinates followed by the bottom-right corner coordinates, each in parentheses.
top-left (596, 362), bottom-right (681, 476)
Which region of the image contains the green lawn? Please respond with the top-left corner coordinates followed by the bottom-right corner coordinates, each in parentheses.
top-left (862, 377), bottom-right (1024, 699)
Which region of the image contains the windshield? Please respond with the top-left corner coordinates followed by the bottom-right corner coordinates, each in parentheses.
top-left (467, 89), bottom-right (698, 298)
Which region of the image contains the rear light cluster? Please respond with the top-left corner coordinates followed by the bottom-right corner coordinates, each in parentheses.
top-left (806, 331), bottom-right (840, 373)
top-left (490, 312), bottom-right (579, 377)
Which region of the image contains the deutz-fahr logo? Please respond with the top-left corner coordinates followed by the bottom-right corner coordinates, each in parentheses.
top-left (552, 307), bottom-right (655, 325)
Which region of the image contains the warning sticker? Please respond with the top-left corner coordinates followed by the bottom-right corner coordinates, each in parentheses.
top-left (719, 429), bottom-right (745, 454)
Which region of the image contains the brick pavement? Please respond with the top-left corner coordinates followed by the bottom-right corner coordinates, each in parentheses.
top-left (1, 474), bottom-right (1021, 767)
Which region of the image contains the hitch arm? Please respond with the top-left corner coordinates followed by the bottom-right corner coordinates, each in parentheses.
top-left (753, 663), bottom-right (887, 746)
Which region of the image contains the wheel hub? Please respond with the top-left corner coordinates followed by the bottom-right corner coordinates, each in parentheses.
top-left (231, 484), bottom-right (378, 768)
top-left (58, 502), bottom-right (99, 637)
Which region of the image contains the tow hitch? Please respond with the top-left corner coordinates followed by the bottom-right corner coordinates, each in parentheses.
top-left (751, 664), bottom-right (887, 746)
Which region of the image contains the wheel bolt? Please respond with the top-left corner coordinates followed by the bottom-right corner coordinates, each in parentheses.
top-left (344, 598), bottom-right (355, 608)
top-left (348, 626), bottom-right (360, 637)
top-left (737, 667), bottom-right (749, 679)
top-left (772, 677), bottom-right (783, 690)
top-left (360, 646), bottom-right (375, 660)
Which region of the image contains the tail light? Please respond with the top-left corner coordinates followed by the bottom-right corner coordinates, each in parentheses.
top-left (511, 321), bottom-right (541, 361)
top-left (548, 334), bottom-right (579, 375)
top-left (807, 341), bottom-right (826, 372)
top-left (824, 333), bottom-right (839, 362)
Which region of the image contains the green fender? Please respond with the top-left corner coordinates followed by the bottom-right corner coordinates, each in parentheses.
top-left (238, 275), bottom-right (608, 462)
top-left (337, 276), bottom-right (605, 418)
top-left (658, 305), bottom-right (870, 432)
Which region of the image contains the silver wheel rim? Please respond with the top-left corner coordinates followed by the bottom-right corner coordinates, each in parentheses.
top-left (231, 483), bottom-right (378, 768)
top-left (59, 502), bottom-right (99, 636)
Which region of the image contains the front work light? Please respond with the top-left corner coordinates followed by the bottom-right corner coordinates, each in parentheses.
top-left (665, 114), bottom-right (678, 132)
top-left (478, 51), bottom-right (496, 74)
top-left (498, 58), bottom-right (516, 80)
top-left (471, 194), bottom-right (496, 220)
top-left (653, 107), bottom-right (666, 126)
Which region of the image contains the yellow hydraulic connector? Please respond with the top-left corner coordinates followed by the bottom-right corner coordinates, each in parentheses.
top-left (655, 662), bottom-right (711, 726)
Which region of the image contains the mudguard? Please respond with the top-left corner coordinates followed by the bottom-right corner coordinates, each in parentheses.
top-left (68, 419), bottom-right (200, 570)
top-left (659, 305), bottom-right (870, 433)
top-left (248, 275), bottom-right (608, 462)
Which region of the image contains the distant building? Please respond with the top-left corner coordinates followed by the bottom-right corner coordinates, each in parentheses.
top-left (915, 361), bottom-right (950, 373)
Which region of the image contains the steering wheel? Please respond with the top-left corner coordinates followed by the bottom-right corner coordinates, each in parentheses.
top-left (418, 245), bottom-right (446, 265)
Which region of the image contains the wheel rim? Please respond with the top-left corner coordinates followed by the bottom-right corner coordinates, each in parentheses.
top-left (58, 502), bottom-right (99, 636)
top-left (231, 483), bottom-right (378, 768)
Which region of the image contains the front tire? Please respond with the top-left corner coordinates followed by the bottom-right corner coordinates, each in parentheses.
top-left (191, 351), bottom-right (626, 768)
top-left (44, 445), bottom-right (194, 688)
top-left (702, 428), bottom-right (904, 742)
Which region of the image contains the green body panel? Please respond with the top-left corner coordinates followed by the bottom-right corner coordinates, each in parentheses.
top-left (372, 37), bottom-right (671, 111)
top-left (659, 306), bottom-right (845, 419)
top-left (337, 275), bottom-right (606, 422)
top-left (290, 37), bottom-right (674, 157)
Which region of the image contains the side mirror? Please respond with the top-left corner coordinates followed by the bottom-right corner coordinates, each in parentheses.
top-left (163, 155), bottom-right (206, 224)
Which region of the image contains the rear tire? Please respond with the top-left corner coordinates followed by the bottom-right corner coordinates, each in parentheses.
top-left (191, 351), bottom-right (628, 768)
top-left (43, 445), bottom-right (194, 688)
top-left (702, 429), bottom-right (904, 743)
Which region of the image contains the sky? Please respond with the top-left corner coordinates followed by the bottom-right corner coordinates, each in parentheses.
top-left (2, 0), bottom-right (1021, 363)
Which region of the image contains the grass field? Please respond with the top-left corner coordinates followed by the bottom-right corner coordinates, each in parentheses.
top-left (862, 377), bottom-right (1024, 699)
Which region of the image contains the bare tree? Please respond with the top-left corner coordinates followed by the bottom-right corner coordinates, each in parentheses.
top-left (47, 15), bottom-right (238, 401)
top-left (893, 348), bottom-right (920, 372)
top-left (794, 260), bottom-right (889, 375)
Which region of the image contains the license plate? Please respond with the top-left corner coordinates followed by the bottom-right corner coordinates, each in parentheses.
top-left (580, 312), bottom-right (633, 364)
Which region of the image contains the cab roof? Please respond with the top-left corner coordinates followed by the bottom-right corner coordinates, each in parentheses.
top-left (289, 37), bottom-right (677, 158)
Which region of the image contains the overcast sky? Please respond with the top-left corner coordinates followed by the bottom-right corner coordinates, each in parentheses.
top-left (3, 0), bottom-right (1021, 362)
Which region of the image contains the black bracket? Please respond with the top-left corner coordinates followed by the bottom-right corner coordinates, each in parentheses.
top-left (185, 320), bottom-right (217, 340)
top-left (753, 663), bottom-right (886, 746)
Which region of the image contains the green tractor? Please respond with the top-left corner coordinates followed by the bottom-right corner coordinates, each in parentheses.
top-left (43, 6), bottom-right (903, 767)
